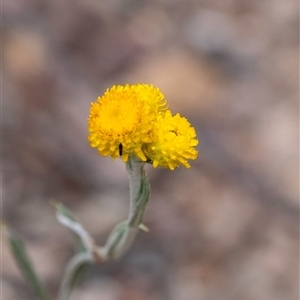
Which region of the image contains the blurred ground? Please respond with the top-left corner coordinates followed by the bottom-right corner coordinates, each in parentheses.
top-left (2, 0), bottom-right (299, 300)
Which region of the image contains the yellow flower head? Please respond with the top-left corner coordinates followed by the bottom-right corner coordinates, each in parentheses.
top-left (145, 110), bottom-right (198, 170)
top-left (88, 84), bottom-right (167, 162)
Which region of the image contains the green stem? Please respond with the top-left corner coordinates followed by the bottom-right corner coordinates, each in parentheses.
top-left (56, 155), bottom-right (151, 299)
top-left (57, 252), bottom-right (93, 300)
top-left (102, 155), bottom-right (150, 259)
top-left (126, 155), bottom-right (150, 225)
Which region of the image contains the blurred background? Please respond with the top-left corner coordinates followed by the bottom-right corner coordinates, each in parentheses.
top-left (2, 0), bottom-right (299, 299)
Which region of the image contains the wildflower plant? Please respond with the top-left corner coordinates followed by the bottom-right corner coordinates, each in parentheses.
top-left (5, 84), bottom-right (198, 300)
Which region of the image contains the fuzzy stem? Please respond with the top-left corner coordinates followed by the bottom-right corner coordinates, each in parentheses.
top-left (102, 155), bottom-right (150, 259)
top-left (58, 252), bottom-right (93, 300)
top-left (125, 155), bottom-right (150, 232)
top-left (56, 155), bottom-right (150, 299)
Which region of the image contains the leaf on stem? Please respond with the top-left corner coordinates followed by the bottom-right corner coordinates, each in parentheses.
top-left (2, 222), bottom-right (51, 300)
top-left (51, 201), bottom-right (93, 252)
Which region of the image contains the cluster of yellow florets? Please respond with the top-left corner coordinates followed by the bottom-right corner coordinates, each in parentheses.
top-left (88, 84), bottom-right (198, 170)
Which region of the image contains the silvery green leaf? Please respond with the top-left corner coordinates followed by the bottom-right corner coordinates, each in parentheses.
top-left (52, 201), bottom-right (93, 252)
top-left (4, 225), bottom-right (50, 300)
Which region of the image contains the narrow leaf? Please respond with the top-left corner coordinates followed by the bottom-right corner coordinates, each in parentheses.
top-left (3, 224), bottom-right (50, 300)
top-left (52, 201), bottom-right (93, 252)
top-left (50, 200), bottom-right (77, 221)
